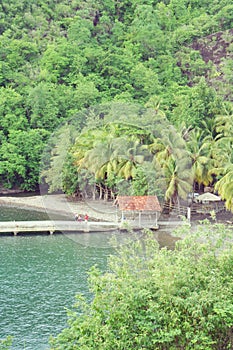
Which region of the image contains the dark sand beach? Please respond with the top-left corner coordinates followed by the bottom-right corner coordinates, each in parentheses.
top-left (0, 193), bottom-right (232, 224)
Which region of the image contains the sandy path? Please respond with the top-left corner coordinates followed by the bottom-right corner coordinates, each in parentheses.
top-left (0, 194), bottom-right (117, 222)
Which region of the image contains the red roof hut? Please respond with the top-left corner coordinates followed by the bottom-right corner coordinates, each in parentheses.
top-left (115, 195), bottom-right (162, 228)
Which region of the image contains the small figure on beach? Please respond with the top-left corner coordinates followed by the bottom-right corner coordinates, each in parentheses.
top-left (84, 214), bottom-right (89, 222)
top-left (75, 214), bottom-right (83, 222)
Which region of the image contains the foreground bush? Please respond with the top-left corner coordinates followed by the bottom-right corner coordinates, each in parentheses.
top-left (0, 337), bottom-right (12, 350)
top-left (50, 222), bottom-right (233, 349)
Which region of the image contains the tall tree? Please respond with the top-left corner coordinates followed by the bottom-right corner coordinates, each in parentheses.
top-left (215, 165), bottom-right (233, 212)
top-left (186, 128), bottom-right (213, 190)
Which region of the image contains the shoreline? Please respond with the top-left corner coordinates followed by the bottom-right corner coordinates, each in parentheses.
top-left (0, 194), bottom-right (232, 225)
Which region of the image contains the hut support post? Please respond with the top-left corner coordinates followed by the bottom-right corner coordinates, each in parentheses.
top-left (155, 211), bottom-right (158, 226)
top-left (138, 211), bottom-right (142, 227)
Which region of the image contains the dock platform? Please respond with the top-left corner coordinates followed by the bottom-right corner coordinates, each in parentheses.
top-left (0, 220), bottom-right (120, 235)
top-left (0, 219), bottom-right (186, 236)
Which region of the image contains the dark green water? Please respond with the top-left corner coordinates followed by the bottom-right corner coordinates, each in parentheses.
top-left (0, 234), bottom-right (115, 349)
top-left (0, 205), bottom-right (49, 221)
top-left (0, 206), bottom-right (116, 349)
top-left (0, 205), bottom-right (70, 222)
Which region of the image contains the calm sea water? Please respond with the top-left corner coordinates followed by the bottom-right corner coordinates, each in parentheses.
top-left (0, 206), bottom-right (116, 350)
top-left (0, 234), bottom-right (115, 350)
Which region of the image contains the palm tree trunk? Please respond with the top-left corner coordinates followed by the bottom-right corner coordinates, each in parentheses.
top-left (104, 186), bottom-right (108, 201)
top-left (92, 184), bottom-right (96, 200)
top-left (99, 184), bottom-right (103, 200)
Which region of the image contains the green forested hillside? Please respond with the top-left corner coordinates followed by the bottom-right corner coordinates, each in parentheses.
top-left (0, 0), bottom-right (232, 210)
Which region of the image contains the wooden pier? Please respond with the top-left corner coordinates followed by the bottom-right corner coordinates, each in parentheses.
top-left (0, 220), bottom-right (120, 235)
top-left (0, 219), bottom-right (186, 236)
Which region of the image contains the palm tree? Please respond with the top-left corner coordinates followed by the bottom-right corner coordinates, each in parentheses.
top-left (72, 123), bottom-right (150, 199)
top-left (116, 139), bottom-right (145, 177)
top-left (71, 127), bottom-right (111, 198)
top-left (211, 136), bottom-right (232, 171)
top-left (148, 126), bottom-right (193, 209)
top-left (80, 130), bottom-right (123, 199)
top-left (206, 109), bottom-right (233, 211)
top-left (215, 164), bottom-right (233, 212)
top-left (163, 154), bottom-right (193, 211)
top-left (72, 128), bottom-right (108, 170)
top-left (215, 109), bottom-right (233, 138)
top-left (212, 111), bottom-right (233, 210)
top-left (186, 128), bottom-right (214, 191)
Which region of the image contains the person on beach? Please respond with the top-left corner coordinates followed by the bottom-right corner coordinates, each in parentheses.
top-left (84, 214), bottom-right (89, 222)
top-left (75, 214), bottom-right (82, 222)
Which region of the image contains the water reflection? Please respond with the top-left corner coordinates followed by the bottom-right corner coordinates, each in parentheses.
top-left (0, 205), bottom-right (71, 222)
top-left (0, 205), bottom-right (49, 221)
top-left (63, 229), bottom-right (144, 249)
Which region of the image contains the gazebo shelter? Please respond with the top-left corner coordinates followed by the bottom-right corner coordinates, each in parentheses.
top-left (116, 195), bottom-right (162, 228)
top-left (193, 192), bottom-right (223, 214)
top-left (194, 192), bottom-right (221, 204)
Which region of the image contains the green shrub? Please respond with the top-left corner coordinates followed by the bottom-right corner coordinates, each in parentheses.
top-left (50, 222), bottom-right (233, 349)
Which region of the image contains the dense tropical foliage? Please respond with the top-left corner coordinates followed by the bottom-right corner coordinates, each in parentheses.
top-left (50, 222), bottom-right (233, 349)
top-left (0, 0), bottom-right (232, 210)
top-left (0, 2), bottom-right (232, 348)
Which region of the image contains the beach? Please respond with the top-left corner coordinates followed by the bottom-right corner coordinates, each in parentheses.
top-left (0, 194), bottom-right (118, 222)
top-left (0, 193), bottom-right (232, 224)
